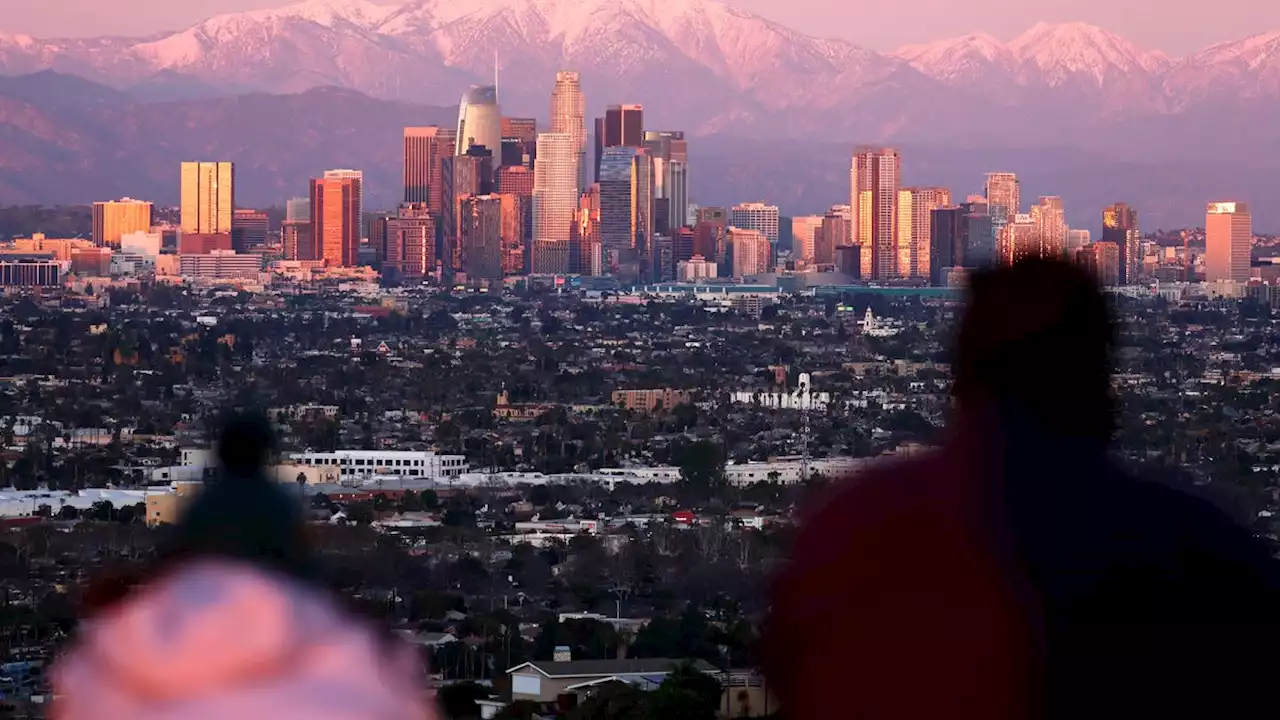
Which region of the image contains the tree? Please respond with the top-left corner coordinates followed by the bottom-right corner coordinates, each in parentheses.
top-left (678, 440), bottom-right (726, 497)
top-left (437, 681), bottom-right (491, 719)
top-left (645, 662), bottom-right (723, 720)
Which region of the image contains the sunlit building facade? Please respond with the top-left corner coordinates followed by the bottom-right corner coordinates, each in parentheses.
top-left (457, 86), bottom-right (502, 158)
top-left (1206, 201), bottom-right (1251, 284)
top-left (851, 147), bottom-right (900, 281)
top-left (180, 162), bottom-right (234, 235)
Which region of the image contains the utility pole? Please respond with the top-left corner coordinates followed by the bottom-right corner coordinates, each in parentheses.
top-left (800, 376), bottom-right (811, 483)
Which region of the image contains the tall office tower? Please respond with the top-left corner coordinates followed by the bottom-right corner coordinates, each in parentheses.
top-left (963, 203), bottom-right (997, 269)
top-left (930, 206), bottom-right (968, 286)
top-left (498, 194), bottom-right (527, 276)
top-left (550, 71), bottom-right (587, 189)
top-left (533, 133), bottom-right (580, 269)
top-left (850, 147), bottom-right (901, 281)
top-left (323, 169), bottom-right (364, 236)
top-left (1205, 202), bottom-right (1252, 283)
top-left (729, 203), bottom-right (780, 246)
top-left (729, 227), bottom-right (770, 279)
top-left (92, 198), bottom-right (152, 248)
top-left (404, 127), bottom-right (457, 211)
top-left (385, 203), bottom-right (435, 279)
top-left (673, 227), bottom-right (696, 264)
top-left (598, 146), bottom-right (655, 274)
top-left (180, 162), bottom-right (234, 234)
top-left (898, 187), bottom-right (952, 280)
top-left (1030, 196), bottom-right (1067, 259)
top-left (792, 215), bottom-right (823, 264)
top-left (285, 197), bottom-right (311, 222)
top-left (458, 195), bottom-right (504, 281)
top-left (1102, 202), bottom-right (1140, 285)
top-left (500, 116), bottom-right (537, 168)
top-left (594, 104), bottom-right (644, 183)
top-left (1078, 241), bottom-right (1121, 287)
top-left (984, 172), bottom-right (1020, 220)
top-left (604, 104), bottom-right (644, 147)
top-left (497, 165), bottom-right (535, 254)
top-left (456, 85), bottom-right (502, 158)
top-left (310, 176), bottom-right (361, 267)
top-left (573, 186), bottom-right (603, 276)
top-left (282, 220), bottom-right (314, 261)
top-left (644, 131), bottom-right (690, 230)
top-left (442, 152), bottom-right (494, 270)
top-left (230, 208), bottom-right (269, 252)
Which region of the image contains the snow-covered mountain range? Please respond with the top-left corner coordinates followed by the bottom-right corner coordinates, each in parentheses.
top-left (3, 0), bottom-right (1280, 144)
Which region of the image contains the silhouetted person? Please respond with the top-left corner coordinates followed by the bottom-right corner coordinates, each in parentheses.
top-left (764, 259), bottom-right (1280, 719)
top-left (54, 413), bottom-right (433, 720)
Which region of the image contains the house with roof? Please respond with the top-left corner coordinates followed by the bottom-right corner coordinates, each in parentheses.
top-left (506, 657), bottom-right (718, 703)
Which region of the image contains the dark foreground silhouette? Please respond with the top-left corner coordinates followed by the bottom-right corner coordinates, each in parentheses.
top-left (53, 414), bottom-right (433, 720)
top-left (764, 260), bottom-right (1280, 719)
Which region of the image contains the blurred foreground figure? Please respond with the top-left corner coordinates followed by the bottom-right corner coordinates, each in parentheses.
top-left (765, 260), bottom-right (1280, 719)
top-left (53, 414), bottom-right (433, 720)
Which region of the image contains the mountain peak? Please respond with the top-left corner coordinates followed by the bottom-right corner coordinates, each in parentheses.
top-left (1008, 20), bottom-right (1170, 83)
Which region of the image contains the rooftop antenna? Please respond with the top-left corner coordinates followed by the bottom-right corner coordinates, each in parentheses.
top-left (494, 50), bottom-right (500, 97)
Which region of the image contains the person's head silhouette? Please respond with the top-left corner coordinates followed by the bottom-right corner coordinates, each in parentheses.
top-left (952, 259), bottom-right (1115, 441)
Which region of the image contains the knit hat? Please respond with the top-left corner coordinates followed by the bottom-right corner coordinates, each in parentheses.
top-left (162, 412), bottom-right (315, 581)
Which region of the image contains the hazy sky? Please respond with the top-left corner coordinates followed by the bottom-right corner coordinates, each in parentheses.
top-left (0, 0), bottom-right (1271, 54)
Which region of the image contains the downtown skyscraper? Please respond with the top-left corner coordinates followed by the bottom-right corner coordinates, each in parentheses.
top-left (851, 147), bottom-right (901, 281)
top-left (644, 131), bottom-right (689, 232)
top-left (897, 187), bottom-right (951, 280)
top-left (1102, 202), bottom-right (1140, 285)
top-left (532, 133), bottom-right (579, 273)
top-left (1206, 202), bottom-right (1251, 283)
top-left (310, 175), bottom-right (361, 268)
top-left (403, 126), bottom-right (457, 214)
top-left (180, 162), bottom-right (234, 235)
top-left (457, 85), bottom-right (502, 157)
top-left (550, 71), bottom-right (587, 193)
top-left (92, 198), bottom-right (152, 248)
top-left (594, 104), bottom-right (643, 182)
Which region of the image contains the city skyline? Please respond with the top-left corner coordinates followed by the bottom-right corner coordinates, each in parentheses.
top-left (5, 0), bottom-right (1273, 56)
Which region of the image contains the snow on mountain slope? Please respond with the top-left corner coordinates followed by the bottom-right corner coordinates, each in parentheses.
top-left (893, 32), bottom-right (1016, 83)
top-left (902, 22), bottom-right (1170, 90)
top-left (1164, 32), bottom-right (1280, 102)
top-left (1008, 21), bottom-right (1170, 85)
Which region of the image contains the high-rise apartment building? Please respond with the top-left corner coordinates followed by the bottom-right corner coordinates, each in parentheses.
top-left (729, 227), bottom-right (770, 279)
top-left (550, 71), bottom-right (586, 191)
top-left (816, 206), bottom-right (853, 268)
top-left (1102, 202), bottom-right (1140, 285)
top-left (1030, 196), bottom-right (1067, 260)
top-left (897, 187), bottom-right (951, 280)
top-left (1077, 241), bottom-right (1121, 287)
top-left (459, 195), bottom-right (504, 281)
top-left (457, 85), bottom-right (502, 158)
top-left (231, 208), bottom-right (269, 252)
top-left (180, 162), bottom-right (234, 235)
top-left (92, 198), bottom-right (152, 248)
top-left (729, 203), bottom-right (780, 246)
top-left (404, 127), bottom-right (457, 212)
top-left (310, 176), bottom-right (361, 268)
top-left (533, 133), bottom-right (580, 260)
top-left (1205, 202), bottom-right (1251, 283)
top-left (851, 147), bottom-right (901, 281)
top-left (984, 172), bottom-right (1020, 221)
